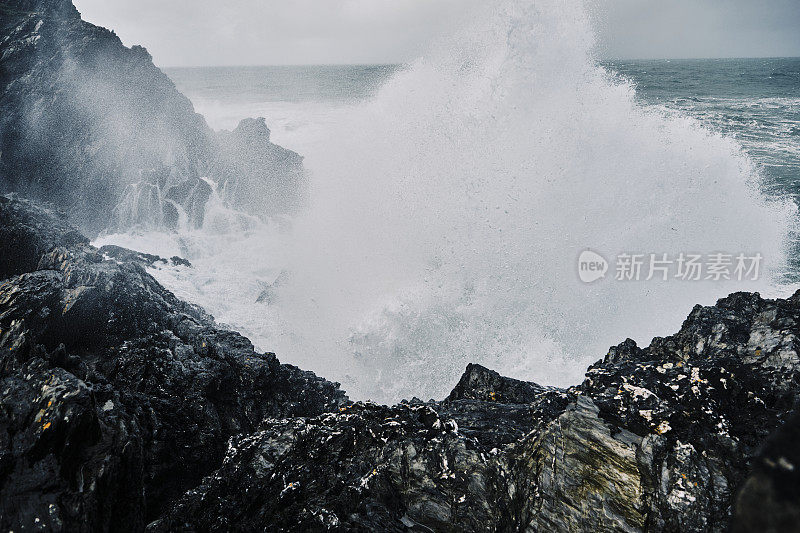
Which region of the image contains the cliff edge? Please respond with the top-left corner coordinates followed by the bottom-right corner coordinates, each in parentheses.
top-left (0, 0), bottom-right (303, 234)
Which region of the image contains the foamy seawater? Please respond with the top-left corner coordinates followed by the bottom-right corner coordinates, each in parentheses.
top-left (97, 2), bottom-right (800, 403)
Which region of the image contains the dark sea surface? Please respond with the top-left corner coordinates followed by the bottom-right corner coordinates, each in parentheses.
top-left (605, 58), bottom-right (800, 202)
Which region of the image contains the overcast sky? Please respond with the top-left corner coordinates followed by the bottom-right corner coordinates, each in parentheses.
top-left (72, 0), bottom-right (800, 67)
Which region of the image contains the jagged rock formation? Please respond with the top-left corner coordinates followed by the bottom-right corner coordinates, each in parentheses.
top-left (153, 297), bottom-right (800, 531)
top-left (0, 0), bottom-right (304, 235)
top-left (1, 196), bottom-right (799, 531)
top-left (214, 118), bottom-right (305, 218)
top-left (97, 243), bottom-right (192, 268)
top-left (2, 6), bottom-right (800, 524)
top-left (0, 195), bottom-right (345, 530)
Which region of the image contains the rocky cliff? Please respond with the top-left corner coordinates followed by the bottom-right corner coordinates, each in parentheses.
top-left (1, 194), bottom-right (799, 531)
top-left (2, 1), bottom-right (800, 531)
top-left (0, 0), bottom-right (304, 234)
top-left (0, 195), bottom-right (344, 530)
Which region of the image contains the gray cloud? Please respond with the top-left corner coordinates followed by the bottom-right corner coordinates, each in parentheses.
top-left (593, 0), bottom-right (800, 59)
top-left (73, 0), bottom-right (800, 66)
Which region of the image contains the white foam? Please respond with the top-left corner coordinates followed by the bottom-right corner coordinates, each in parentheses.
top-left (98, 0), bottom-right (796, 404)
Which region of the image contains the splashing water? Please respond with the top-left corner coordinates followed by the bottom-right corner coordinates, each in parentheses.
top-left (97, 0), bottom-right (795, 403)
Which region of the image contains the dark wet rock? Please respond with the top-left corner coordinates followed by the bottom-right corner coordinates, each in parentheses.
top-left (97, 244), bottom-right (192, 268)
top-left (170, 256), bottom-right (192, 268)
top-left (97, 244), bottom-right (168, 267)
top-left (0, 193), bottom-right (88, 278)
top-left (0, 196), bottom-right (345, 530)
top-left (161, 177), bottom-right (213, 230)
top-left (0, 0), bottom-right (304, 234)
top-left (156, 290), bottom-right (800, 532)
top-left (734, 408), bottom-right (800, 533)
top-left (446, 362), bottom-right (554, 403)
top-left (3, 199), bottom-right (800, 531)
top-left (149, 401), bottom-right (506, 533)
top-left (575, 291), bottom-right (800, 531)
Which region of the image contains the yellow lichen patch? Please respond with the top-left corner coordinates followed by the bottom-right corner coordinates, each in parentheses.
top-left (47, 399), bottom-right (53, 407)
top-left (755, 349), bottom-right (762, 356)
top-left (42, 422), bottom-right (51, 430)
top-left (655, 421), bottom-right (672, 435)
top-left (488, 391), bottom-right (500, 401)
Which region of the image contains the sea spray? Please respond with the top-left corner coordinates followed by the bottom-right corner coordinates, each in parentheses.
top-left (98, 0), bottom-right (795, 403)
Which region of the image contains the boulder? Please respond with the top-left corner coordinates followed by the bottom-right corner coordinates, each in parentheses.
top-left (0, 195), bottom-right (345, 530)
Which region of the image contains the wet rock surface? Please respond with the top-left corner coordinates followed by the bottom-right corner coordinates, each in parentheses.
top-left (734, 408), bottom-right (800, 533)
top-left (0, 195), bottom-right (345, 530)
top-left (0, 0), bottom-right (304, 234)
top-left (97, 244), bottom-right (192, 269)
top-left (154, 296), bottom-right (800, 531)
top-left (0, 199), bottom-right (798, 531)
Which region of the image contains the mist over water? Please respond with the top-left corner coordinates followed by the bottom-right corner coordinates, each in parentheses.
top-left (99, 0), bottom-right (795, 403)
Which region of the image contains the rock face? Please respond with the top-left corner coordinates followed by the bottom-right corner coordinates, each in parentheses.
top-left (0, 195), bottom-right (345, 530)
top-left (1, 195), bottom-right (799, 531)
top-left (734, 408), bottom-right (800, 532)
top-left (214, 118), bottom-right (305, 217)
top-left (0, 0), bottom-right (304, 234)
top-left (2, 5), bottom-right (800, 526)
top-left (153, 297), bottom-right (800, 531)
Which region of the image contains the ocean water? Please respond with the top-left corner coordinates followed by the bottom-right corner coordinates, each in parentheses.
top-left (168, 58), bottom-right (800, 204)
top-left (610, 58), bottom-right (800, 275)
top-left (607, 58), bottom-right (800, 202)
top-left (98, 2), bottom-right (799, 403)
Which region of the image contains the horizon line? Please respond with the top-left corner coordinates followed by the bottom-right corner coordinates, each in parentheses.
top-left (159, 56), bottom-right (800, 69)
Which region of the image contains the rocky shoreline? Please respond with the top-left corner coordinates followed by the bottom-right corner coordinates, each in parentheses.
top-left (2, 0), bottom-right (800, 530)
top-left (0, 195), bottom-right (345, 530)
top-left (0, 194), bottom-right (798, 531)
top-left (0, 0), bottom-right (303, 234)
